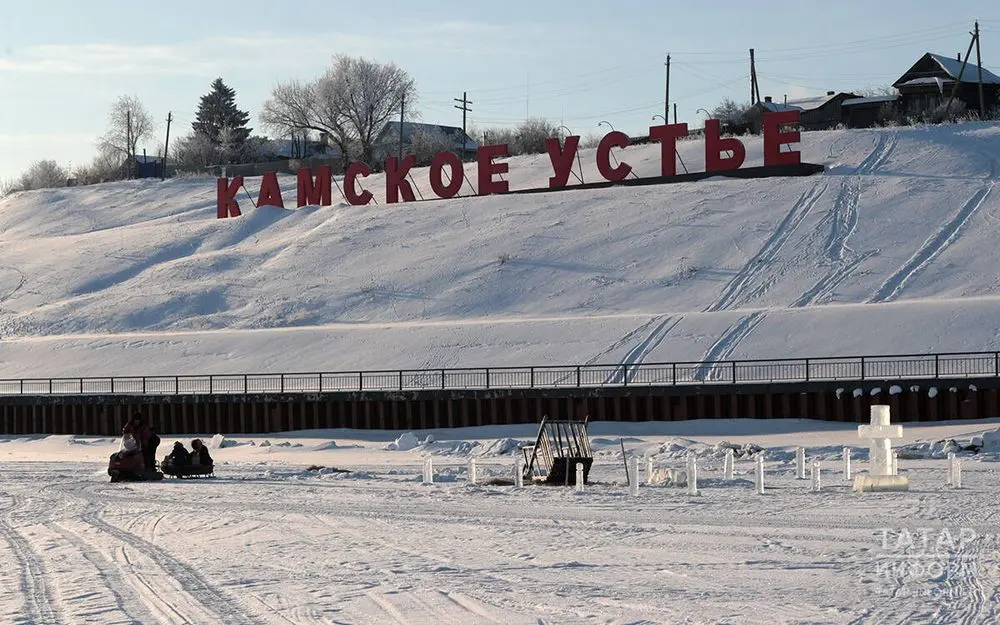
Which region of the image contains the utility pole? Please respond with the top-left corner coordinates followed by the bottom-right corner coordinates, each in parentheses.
top-left (673, 102), bottom-right (678, 125)
top-left (664, 53), bottom-right (671, 123)
top-left (975, 21), bottom-right (985, 118)
top-left (126, 109), bottom-right (132, 179)
top-left (454, 92), bottom-right (472, 156)
top-left (398, 93), bottom-right (405, 162)
top-left (162, 112), bottom-right (173, 181)
top-left (749, 49), bottom-right (760, 104)
top-left (945, 32), bottom-right (977, 114)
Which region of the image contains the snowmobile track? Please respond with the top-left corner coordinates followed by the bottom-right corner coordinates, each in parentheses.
top-left (870, 182), bottom-right (995, 303)
top-left (707, 183), bottom-right (828, 313)
top-left (0, 495), bottom-right (61, 625)
top-left (80, 506), bottom-right (265, 625)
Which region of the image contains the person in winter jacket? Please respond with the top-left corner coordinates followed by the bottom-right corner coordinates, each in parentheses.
top-left (190, 439), bottom-right (213, 467)
top-left (124, 413), bottom-right (160, 471)
top-left (164, 441), bottom-right (191, 467)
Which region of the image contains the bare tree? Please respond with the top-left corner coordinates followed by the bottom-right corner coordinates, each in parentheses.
top-left (14, 159), bottom-right (68, 191)
top-left (260, 55), bottom-right (417, 164)
top-left (99, 95), bottom-right (154, 178)
top-left (409, 128), bottom-right (452, 166)
top-left (711, 98), bottom-right (753, 124)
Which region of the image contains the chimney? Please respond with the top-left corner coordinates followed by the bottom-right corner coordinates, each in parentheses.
top-left (784, 94), bottom-right (788, 104)
top-left (765, 96), bottom-right (772, 103)
top-left (958, 52), bottom-right (962, 61)
top-left (827, 90), bottom-right (835, 96)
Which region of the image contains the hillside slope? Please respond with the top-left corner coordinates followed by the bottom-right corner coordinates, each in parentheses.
top-left (1, 122), bottom-right (999, 377)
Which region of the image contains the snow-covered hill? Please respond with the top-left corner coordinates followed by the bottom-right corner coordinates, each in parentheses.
top-left (1, 122), bottom-right (999, 377)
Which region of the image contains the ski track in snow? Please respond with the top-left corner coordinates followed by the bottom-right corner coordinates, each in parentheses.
top-left (870, 183), bottom-right (995, 304)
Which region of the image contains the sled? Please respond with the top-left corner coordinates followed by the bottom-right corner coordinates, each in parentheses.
top-left (160, 457), bottom-right (215, 479)
top-left (521, 416), bottom-right (593, 485)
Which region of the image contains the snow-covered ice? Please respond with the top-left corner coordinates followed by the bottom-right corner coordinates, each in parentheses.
top-left (2, 418), bottom-right (1000, 623)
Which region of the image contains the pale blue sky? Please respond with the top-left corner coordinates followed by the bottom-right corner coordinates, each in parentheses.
top-left (1, 0), bottom-right (998, 180)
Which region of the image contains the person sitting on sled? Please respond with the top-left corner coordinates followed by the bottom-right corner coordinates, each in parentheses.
top-left (124, 413), bottom-right (160, 471)
top-left (190, 439), bottom-right (213, 467)
top-left (164, 441), bottom-right (191, 467)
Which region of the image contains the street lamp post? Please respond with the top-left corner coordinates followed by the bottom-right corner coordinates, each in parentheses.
top-left (651, 114), bottom-right (667, 124)
top-left (557, 125), bottom-right (585, 184)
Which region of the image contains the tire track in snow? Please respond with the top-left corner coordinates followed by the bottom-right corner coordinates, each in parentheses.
top-left (870, 183), bottom-right (994, 303)
top-left (0, 495), bottom-right (60, 625)
top-left (80, 506), bottom-right (264, 625)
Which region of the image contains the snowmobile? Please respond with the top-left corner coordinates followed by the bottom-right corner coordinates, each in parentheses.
top-left (107, 434), bottom-right (164, 482)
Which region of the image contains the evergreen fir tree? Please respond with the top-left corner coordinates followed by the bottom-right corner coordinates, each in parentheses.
top-left (192, 78), bottom-right (252, 147)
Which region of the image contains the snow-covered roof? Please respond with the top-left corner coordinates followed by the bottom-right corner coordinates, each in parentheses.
top-left (380, 121), bottom-right (478, 153)
top-left (758, 92), bottom-right (848, 113)
top-left (895, 53), bottom-right (1000, 88)
top-left (842, 95), bottom-right (899, 106)
top-left (897, 77), bottom-right (948, 92)
top-left (928, 53), bottom-right (1000, 85)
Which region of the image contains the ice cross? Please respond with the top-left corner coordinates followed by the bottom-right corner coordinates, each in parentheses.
top-left (857, 405), bottom-right (903, 476)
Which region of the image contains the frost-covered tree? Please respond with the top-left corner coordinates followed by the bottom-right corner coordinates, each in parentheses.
top-left (99, 95), bottom-right (154, 178)
top-left (15, 159), bottom-right (68, 191)
top-left (261, 54), bottom-right (418, 164)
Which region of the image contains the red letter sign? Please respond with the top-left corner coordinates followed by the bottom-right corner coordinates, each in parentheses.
top-left (545, 136), bottom-right (580, 189)
top-left (385, 155), bottom-right (418, 204)
top-left (429, 151), bottom-right (464, 199)
top-left (704, 120), bottom-right (746, 172)
top-left (596, 131), bottom-right (632, 182)
top-left (217, 176), bottom-right (243, 219)
top-left (763, 111), bottom-right (802, 167)
top-left (477, 144), bottom-right (509, 196)
top-left (297, 166), bottom-right (332, 207)
top-left (649, 123), bottom-right (688, 177)
top-left (257, 172), bottom-right (285, 208)
top-left (345, 162), bottom-right (373, 206)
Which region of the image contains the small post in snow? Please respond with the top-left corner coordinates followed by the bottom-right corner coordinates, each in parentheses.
top-left (468, 458), bottom-right (477, 485)
top-left (646, 457), bottom-right (654, 485)
top-left (423, 457), bottom-right (434, 485)
top-left (724, 448), bottom-right (735, 481)
top-left (629, 457), bottom-right (640, 497)
top-left (755, 454), bottom-right (765, 494)
top-left (795, 446), bottom-right (806, 479)
top-left (514, 456), bottom-right (524, 488)
top-left (575, 462), bottom-right (585, 493)
top-left (811, 461), bottom-right (821, 492)
top-left (948, 453), bottom-right (962, 489)
top-left (843, 447), bottom-right (852, 481)
top-left (686, 453), bottom-right (699, 496)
